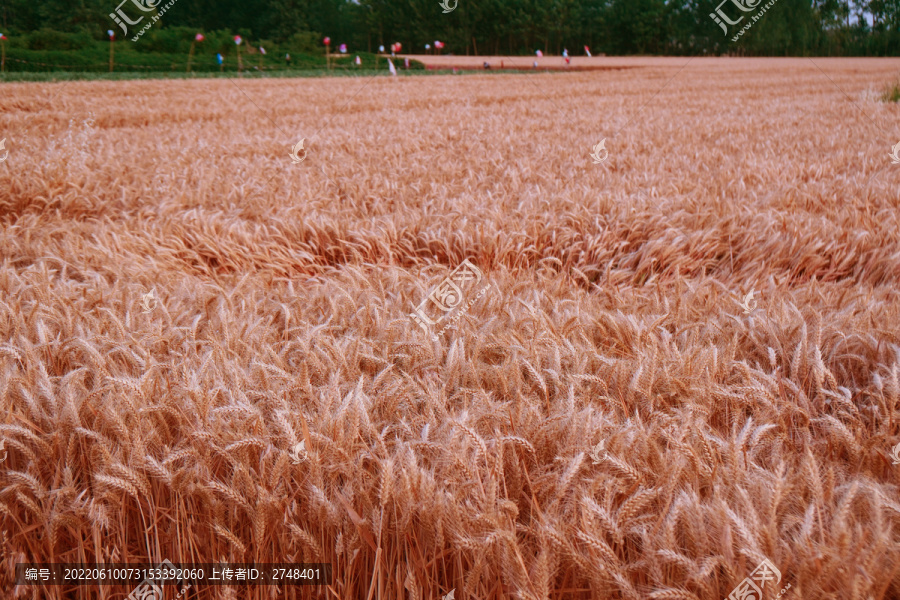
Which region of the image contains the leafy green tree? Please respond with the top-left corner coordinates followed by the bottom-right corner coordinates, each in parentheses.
top-left (0, 0), bottom-right (897, 56)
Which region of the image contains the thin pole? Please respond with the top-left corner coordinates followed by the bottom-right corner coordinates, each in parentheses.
top-left (186, 40), bottom-right (195, 72)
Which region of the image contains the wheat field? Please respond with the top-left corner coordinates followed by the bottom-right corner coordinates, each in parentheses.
top-left (1, 57), bottom-right (900, 599)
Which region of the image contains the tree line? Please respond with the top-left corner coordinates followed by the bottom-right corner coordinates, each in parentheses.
top-left (2, 0), bottom-right (898, 56)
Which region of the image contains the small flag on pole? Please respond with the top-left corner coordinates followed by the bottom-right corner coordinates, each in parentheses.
top-left (260, 46), bottom-right (266, 54)
top-left (338, 43), bottom-right (347, 53)
top-left (584, 45), bottom-right (591, 57)
top-left (387, 58), bottom-right (396, 76)
top-left (355, 55), bottom-right (361, 65)
top-left (234, 35), bottom-right (242, 45)
top-left (379, 45), bottom-right (385, 53)
top-left (323, 37), bottom-right (331, 46)
top-left (107, 29), bottom-right (115, 72)
top-left (216, 53), bottom-right (223, 64)
top-left (187, 33), bottom-right (203, 72)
